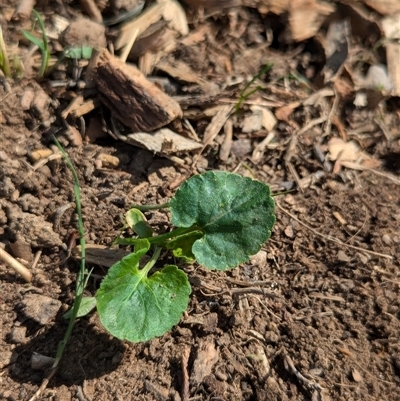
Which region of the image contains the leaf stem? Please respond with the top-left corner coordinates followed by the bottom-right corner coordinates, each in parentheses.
top-left (130, 202), bottom-right (170, 211)
top-left (147, 226), bottom-right (201, 245)
top-left (115, 226), bottom-right (202, 248)
top-left (141, 247), bottom-right (162, 277)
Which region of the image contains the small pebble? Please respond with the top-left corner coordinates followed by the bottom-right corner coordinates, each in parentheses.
top-left (382, 234), bottom-right (392, 245)
top-left (309, 367), bottom-right (324, 377)
top-left (215, 371), bottom-right (228, 381)
top-left (337, 250), bottom-right (351, 262)
top-left (264, 331), bottom-right (279, 343)
top-left (19, 294), bottom-right (61, 325)
top-left (97, 153), bottom-right (120, 169)
top-left (284, 225), bottom-right (294, 238)
top-left (9, 326), bottom-right (27, 344)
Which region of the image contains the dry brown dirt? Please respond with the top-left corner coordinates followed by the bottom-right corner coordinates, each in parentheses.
top-left (1, 1), bottom-right (400, 401)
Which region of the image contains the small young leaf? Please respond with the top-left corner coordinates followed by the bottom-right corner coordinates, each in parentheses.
top-left (96, 241), bottom-right (191, 342)
top-left (166, 232), bottom-right (203, 262)
top-left (65, 46), bottom-right (93, 60)
top-left (125, 208), bottom-right (153, 238)
top-left (170, 171), bottom-right (275, 270)
top-left (63, 296), bottom-right (97, 319)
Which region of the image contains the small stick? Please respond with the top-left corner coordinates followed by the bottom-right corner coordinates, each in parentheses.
top-left (0, 247), bottom-right (32, 282)
top-left (324, 88), bottom-right (339, 138)
top-left (119, 28), bottom-right (139, 63)
top-left (276, 202), bottom-right (393, 260)
top-left (28, 368), bottom-right (57, 401)
top-left (284, 351), bottom-right (324, 392)
top-left (219, 119), bottom-right (233, 162)
top-left (230, 287), bottom-right (281, 298)
top-left (31, 249), bottom-right (42, 270)
top-left (181, 346), bottom-right (191, 401)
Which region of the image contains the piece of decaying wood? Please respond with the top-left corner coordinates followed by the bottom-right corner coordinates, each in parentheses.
top-left (61, 95), bottom-right (84, 119)
top-left (322, 19), bottom-right (350, 83)
top-left (115, 1), bottom-right (166, 50)
top-left (13, 0), bottom-right (35, 20)
top-left (162, 0), bottom-right (189, 36)
top-left (362, 0), bottom-right (400, 15)
top-left (72, 245), bottom-right (130, 267)
top-left (195, 105), bottom-right (234, 161)
top-left (289, 0), bottom-right (335, 42)
top-left (125, 128), bottom-right (202, 154)
top-left (156, 59), bottom-right (217, 94)
top-left (219, 119), bottom-right (233, 161)
top-left (130, 22), bottom-right (169, 57)
top-left (248, 0), bottom-right (289, 15)
top-left (95, 50), bottom-right (182, 132)
top-left (72, 98), bottom-right (100, 118)
top-left (182, 0), bottom-right (240, 8)
top-left (190, 340), bottom-right (219, 385)
top-left (181, 347), bottom-right (190, 401)
top-left (382, 14), bottom-right (400, 96)
top-left (251, 131), bottom-right (275, 163)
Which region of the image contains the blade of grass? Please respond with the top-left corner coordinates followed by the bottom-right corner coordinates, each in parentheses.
top-left (33, 10), bottom-right (49, 77)
top-left (28, 139), bottom-right (89, 401)
top-left (22, 9), bottom-right (50, 77)
top-left (235, 63), bottom-right (273, 113)
top-left (0, 25), bottom-right (11, 77)
top-left (51, 136), bottom-right (89, 368)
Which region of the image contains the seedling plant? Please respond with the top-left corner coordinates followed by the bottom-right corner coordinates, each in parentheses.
top-left (92, 171), bottom-right (276, 342)
top-left (22, 9), bottom-right (50, 78)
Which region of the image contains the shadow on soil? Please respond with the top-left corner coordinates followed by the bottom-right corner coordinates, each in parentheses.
top-left (7, 314), bottom-right (127, 386)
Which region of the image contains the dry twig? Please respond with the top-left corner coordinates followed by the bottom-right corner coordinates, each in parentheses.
top-left (0, 247), bottom-right (32, 282)
top-left (181, 346), bottom-right (191, 401)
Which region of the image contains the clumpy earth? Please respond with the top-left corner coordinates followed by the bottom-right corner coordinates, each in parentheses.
top-left (1, 1), bottom-right (400, 400)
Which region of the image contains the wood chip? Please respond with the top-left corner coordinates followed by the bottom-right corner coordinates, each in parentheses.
top-left (115, 1), bottom-right (166, 50)
top-left (190, 340), bottom-right (219, 385)
top-left (219, 119), bottom-right (233, 162)
top-left (289, 0), bottom-right (335, 42)
top-left (72, 245), bottom-right (130, 267)
top-left (322, 19), bottom-right (349, 83)
top-left (199, 104), bottom-right (234, 153)
top-left (362, 0), bottom-right (400, 15)
top-left (95, 50), bottom-right (182, 132)
top-left (125, 128), bottom-right (202, 154)
top-left (386, 41), bottom-right (400, 96)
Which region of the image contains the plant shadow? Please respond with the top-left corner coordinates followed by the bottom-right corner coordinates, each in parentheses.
top-left (7, 311), bottom-right (133, 387)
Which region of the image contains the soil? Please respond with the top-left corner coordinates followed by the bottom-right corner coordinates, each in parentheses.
top-left (1, 1), bottom-right (400, 401)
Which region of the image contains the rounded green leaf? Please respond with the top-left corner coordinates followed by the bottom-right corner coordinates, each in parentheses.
top-left (169, 171), bottom-right (276, 270)
top-left (96, 245), bottom-right (191, 342)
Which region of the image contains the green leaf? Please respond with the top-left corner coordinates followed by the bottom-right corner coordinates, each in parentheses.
top-left (166, 232), bottom-right (203, 262)
top-left (125, 208), bottom-right (153, 238)
top-left (96, 241), bottom-right (191, 342)
top-left (63, 297), bottom-right (96, 319)
top-left (22, 30), bottom-right (45, 51)
top-left (169, 171), bottom-right (275, 270)
top-left (66, 46), bottom-right (93, 60)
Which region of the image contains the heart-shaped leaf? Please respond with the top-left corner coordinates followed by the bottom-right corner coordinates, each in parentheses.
top-left (169, 171), bottom-right (275, 270)
top-left (96, 240), bottom-right (191, 342)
